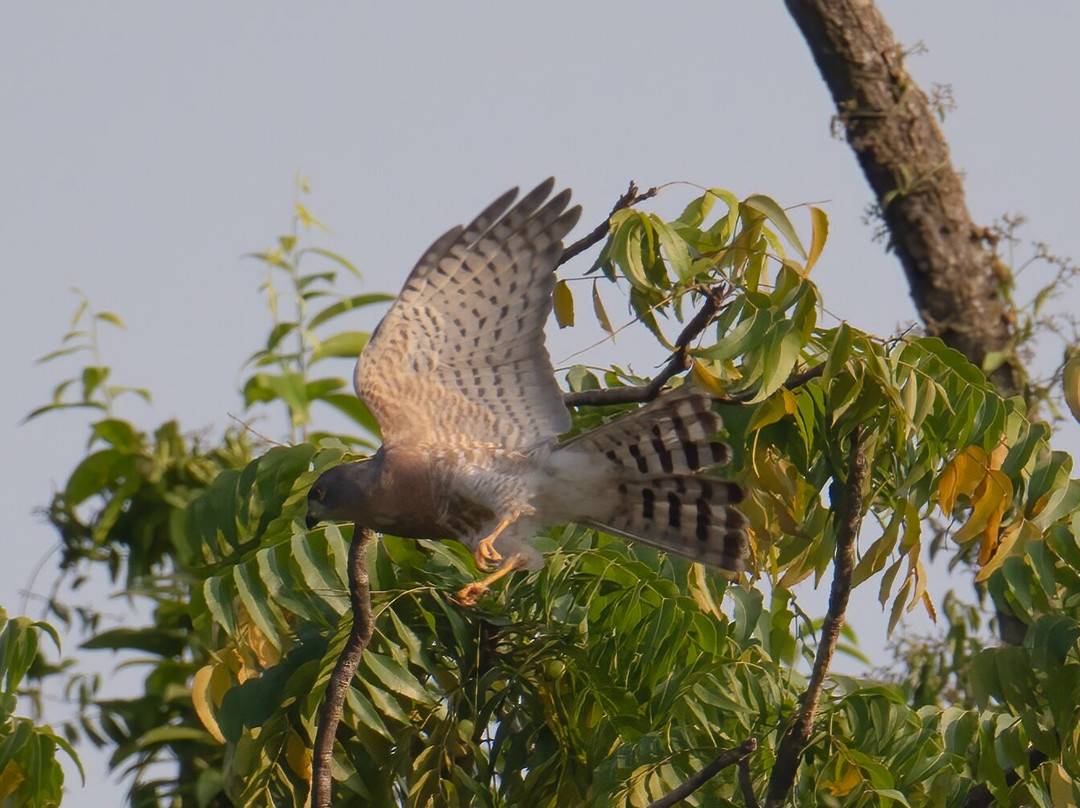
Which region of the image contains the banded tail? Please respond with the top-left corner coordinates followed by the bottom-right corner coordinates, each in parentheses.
top-left (564, 387), bottom-right (750, 571)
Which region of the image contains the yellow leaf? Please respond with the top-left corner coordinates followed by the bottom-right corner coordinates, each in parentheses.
top-left (822, 763), bottom-right (862, 797)
top-left (953, 469), bottom-right (1012, 546)
top-left (746, 389), bottom-right (797, 432)
top-left (988, 435), bottom-right (1009, 471)
top-left (691, 359), bottom-right (727, 396)
top-left (803, 206), bottom-right (829, 275)
top-left (938, 446), bottom-right (989, 514)
top-left (192, 665), bottom-right (227, 744)
top-left (974, 519), bottom-right (1031, 582)
top-left (978, 490), bottom-right (1009, 565)
top-left (0, 761), bottom-right (25, 800)
top-left (239, 610), bottom-right (282, 669)
top-left (920, 591), bottom-right (938, 622)
top-left (553, 279), bottom-right (574, 328)
top-left (907, 555), bottom-right (928, 613)
top-left (1049, 761), bottom-right (1075, 807)
top-left (1064, 348), bottom-right (1080, 425)
top-left (286, 729), bottom-right (313, 782)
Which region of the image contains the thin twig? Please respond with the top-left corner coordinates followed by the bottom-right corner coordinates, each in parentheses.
top-left (562, 284), bottom-right (729, 407)
top-left (738, 757), bottom-right (760, 808)
top-left (764, 427), bottom-right (866, 808)
top-left (558, 272), bottom-right (824, 408)
top-left (558, 181), bottom-right (658, 267)
top-left (645, 739), bottom-right (758, 808)
top-left (311, 526), bottom-right (376, 808)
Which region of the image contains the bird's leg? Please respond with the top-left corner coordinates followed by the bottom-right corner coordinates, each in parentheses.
top-left (474, 517), bottom-right (513, 571)
top-left (455, 554), bottom-right (526, 606)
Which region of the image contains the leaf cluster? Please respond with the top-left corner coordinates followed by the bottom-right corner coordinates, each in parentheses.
top-left (0, 608), bottom-right (81, 807)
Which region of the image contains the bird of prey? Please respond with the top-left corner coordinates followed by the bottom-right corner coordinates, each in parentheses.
top-left (305, 179), bottom-right (749, 603)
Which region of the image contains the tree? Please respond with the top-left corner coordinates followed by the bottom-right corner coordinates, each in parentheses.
top-left (11, 159), bottom-right (1078, 808)
top-left (9, 4), bottom-right (1080, 806)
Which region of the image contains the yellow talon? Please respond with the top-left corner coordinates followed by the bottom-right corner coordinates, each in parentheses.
top-left (473, 517), bottom-right (512, 571)
top-left (455, 554), bottom-right (525, 606)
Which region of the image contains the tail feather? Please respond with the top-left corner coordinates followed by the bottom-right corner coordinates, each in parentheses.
top-left (565, 386), bottom-right (732, 474)
top-left (586, 476), bottom-right (749, 571)
top-left (567, 387), bottom-right (749, 572)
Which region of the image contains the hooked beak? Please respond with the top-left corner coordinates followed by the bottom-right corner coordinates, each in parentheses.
top-left (305, 512), bottom-right (321, 530)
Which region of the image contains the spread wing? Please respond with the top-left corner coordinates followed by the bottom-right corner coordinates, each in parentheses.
top-left (356, 179), bottom-right (581, 452)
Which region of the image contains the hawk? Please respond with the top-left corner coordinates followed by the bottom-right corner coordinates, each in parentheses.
top-left (305, 179), bottom-right (749, 603)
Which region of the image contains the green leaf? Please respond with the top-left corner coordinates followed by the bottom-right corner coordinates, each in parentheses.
top-left (308, 294), bottom-right (394, 330)
top-left (80, 627), bottom-right (187, 657)
top-left (311, 331), bottom-right (369, 362)
top-left (64, 449), bottom-right (128, 505)
top-left (303, 247), bottom-right (363, 281)
top-left (81, 365), bottom-right (109, 402)
top-left (754, 322), bottom-right (803, 401)
top-left (136, 726), bottom-right (217, 747)
top-left (362, 651), bottom-right (432, 704)
top-left (824, 323), bottom-right (854, 383)
top-left (90, 419), bottom-right (140, 450)
top-left (650, 215), bottom-right (693, 282)
top-left (234, 564), bottom-right (282, 650)
top-left (742, 194), bottom-right (807, 258)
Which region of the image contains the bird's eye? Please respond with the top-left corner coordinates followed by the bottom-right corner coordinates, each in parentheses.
top-left (313, 487), bottom-right (326, 502)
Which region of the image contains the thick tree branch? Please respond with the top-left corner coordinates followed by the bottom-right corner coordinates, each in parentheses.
top-left (764, 427), bottom-right (866, 807)
top-left (645, 739), bottom-right (758, 808)
top-left (311, 526), bottom-right (375, 808)
top-left (784, 0), bottom-right (1021, 399)
top-left (558, 181), bottom-right (658, 268)
top-left (738, 756), bottom-right (761, 808)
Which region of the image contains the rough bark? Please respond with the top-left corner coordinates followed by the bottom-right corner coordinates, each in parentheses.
top-left (785, 0), bottom-right (1029, 650)
top-left (311, 526), bottom-right (375, 808)
top-left (784, 0), bottom-right (1022, 399)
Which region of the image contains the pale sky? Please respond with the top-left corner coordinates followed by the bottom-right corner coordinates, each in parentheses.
top-left (4, 3), bottom-right (1079, 803)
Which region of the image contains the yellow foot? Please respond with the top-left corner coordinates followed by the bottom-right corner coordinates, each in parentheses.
top-left (474, 517), bottom-right (512, 572)
top-left (455, 554), bottom-right (524, 606)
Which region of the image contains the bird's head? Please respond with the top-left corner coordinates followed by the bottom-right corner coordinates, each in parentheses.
top-left (305, 460), bottom-right (379, 530)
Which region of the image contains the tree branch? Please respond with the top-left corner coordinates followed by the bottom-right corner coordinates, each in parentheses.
top-left (785, 0), bottom-right (1028, 649)
top-left (558, 180), bottom-right (658, 268)
top-left (784, 0), bottom-right (1021, 399)
top-left (645, 739), bottom-right (758, 808)
top-left (764, 427), bottom-right (866, 807)
top-left (738, 756), bottom-right (760, 808)
top-left (311, 526), bottom-right (375, 808)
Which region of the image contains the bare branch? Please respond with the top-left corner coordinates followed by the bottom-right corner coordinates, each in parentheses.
top-left (311, 526), bottom-right (376, 808)
top-left (563, 363), bottom-right (824, 408)
top-left (558, 181), bottom-right (658, 268)
top-left (645, 739), bottom-right (758, 808)
top-left (764, 427), bottom-right (866, 807)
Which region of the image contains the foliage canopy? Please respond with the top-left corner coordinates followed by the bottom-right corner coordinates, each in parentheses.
top-left (9, 181), bottom-right (1080, 807)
